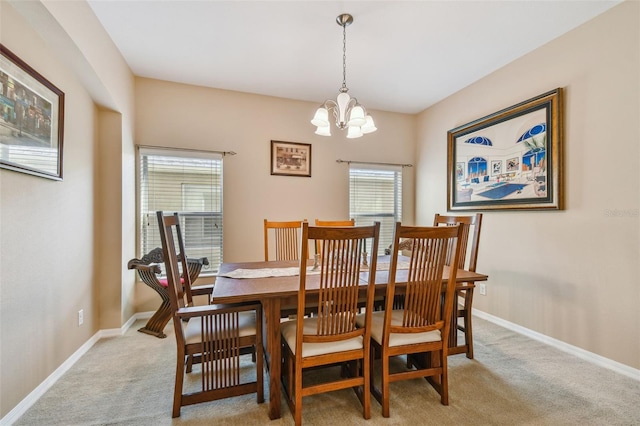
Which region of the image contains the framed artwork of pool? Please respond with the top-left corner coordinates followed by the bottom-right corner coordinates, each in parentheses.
top-left (447, 88), bottom-right (564, 211)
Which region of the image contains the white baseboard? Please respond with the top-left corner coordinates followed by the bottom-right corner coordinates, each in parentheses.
top-left (0, 312), bottom-right (153, 426)
top-left (473, 308), bottom-right (640, 381)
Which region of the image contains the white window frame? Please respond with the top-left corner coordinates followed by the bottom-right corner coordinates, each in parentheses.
top-left (349, 164), bottom-right (403, 255)
top-left (136, 146), bottom-right (223, 276)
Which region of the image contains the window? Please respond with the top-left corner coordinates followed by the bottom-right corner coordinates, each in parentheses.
top-left (137, 147), bottom-right (223, 275)
top-left (349, 165), bottom-right (403, 254)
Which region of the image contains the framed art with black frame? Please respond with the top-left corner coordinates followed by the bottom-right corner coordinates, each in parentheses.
top-left (270, 140), bottom-right (311, 177)
top-left (0, 44), bottom-right (65, 181)
top-left (447, 88), bottom-right (563, 211)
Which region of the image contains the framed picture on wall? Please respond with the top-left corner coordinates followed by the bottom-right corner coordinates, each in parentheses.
top-left (270, 140), bottom-right (311, 177)
top-left (447, 88), bottom-right (564, 211)
top-left (0, 44), bottom-right (65, 181)
top-left (491, 160), bottom-right (502, 176)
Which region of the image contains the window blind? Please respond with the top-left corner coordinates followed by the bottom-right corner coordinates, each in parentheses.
top-left (138, 147), bottom-right (223, 275)
top-left (349, 164), bottom-right (403, 255)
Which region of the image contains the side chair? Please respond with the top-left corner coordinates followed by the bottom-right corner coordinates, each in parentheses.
top-left (264, 219), bottom-right (306, 261)
top-left (280, 222), bottom-right (380, 426)
top-left (357, 222), bottom-right (463, 418)
top-left (314, 218), bottom-right (355, 258)
top-left (158, 211), bottom-right (263, 417)
top-left (433, 213), bottom-right (482, 359)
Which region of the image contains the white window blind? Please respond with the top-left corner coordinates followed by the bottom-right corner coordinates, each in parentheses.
top-left (349, 164), bottom-right (403, 255)
top-left (138, 147), bottom-right (223, 275)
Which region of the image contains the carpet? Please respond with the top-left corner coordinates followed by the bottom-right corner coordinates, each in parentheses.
top-left (477, 183), bottom-right (527, 200)
top-left (13, 318), bottom-right (640, 425)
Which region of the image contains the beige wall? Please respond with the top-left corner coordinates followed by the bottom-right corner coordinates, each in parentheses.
top-left (1, 0), bottom-right (136, 418)
top-left (0, 1), bottom-right (97, 415)
top-left (415, 1), bottom-right (639, 369)
top-left (133, 78), bottom-right (416, 310)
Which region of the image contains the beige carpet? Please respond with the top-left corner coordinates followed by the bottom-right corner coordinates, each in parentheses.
top-left (15, 317), bottom-right (640, 425)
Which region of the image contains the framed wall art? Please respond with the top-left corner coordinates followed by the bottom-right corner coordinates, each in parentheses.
top-left (0, 44), bottom-right (65, 181)
top-left (447, 88), bottom-right (563, 211)
top-left (270, 140), bottom-right (311, 177)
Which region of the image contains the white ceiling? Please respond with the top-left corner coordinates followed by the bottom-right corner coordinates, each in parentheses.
top-left (87, 0), bottom-right (620, 114)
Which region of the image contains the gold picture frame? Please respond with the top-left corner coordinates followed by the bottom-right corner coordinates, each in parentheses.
top-left (447, 88), bottom-right (563, 211)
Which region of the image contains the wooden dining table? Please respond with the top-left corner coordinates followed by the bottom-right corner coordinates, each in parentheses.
top-left (212, 257), bottom-right (488, 420)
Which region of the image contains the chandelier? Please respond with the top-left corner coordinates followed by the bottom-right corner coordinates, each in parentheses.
top-left (311, 13), bottom-right (377, 138)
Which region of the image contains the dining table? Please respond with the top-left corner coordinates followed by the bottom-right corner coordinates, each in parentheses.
top-left (212, 256), bottom-right (488, 420)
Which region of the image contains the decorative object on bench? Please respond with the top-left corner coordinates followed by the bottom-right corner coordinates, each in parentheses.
top-left (127, 247), bottom-right (209, 338)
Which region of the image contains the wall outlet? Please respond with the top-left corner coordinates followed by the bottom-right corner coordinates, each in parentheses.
top-left (478, 283), bottom-right (487, 296)
top-left (78, 309), bottom-right (84, 326)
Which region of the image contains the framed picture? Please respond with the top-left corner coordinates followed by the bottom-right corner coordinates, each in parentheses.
top-left (491, 160), bottom-right (502, 176)
top-left (270, 140), bottom-right (311, 177)
top-left (0, 44), bottom-right (65, 181)
top-left (447, 88), bottom-right (563, 211)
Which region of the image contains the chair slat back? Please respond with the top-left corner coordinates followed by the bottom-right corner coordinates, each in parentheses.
top-left (157, 211), bottom-right (193, 313)
top-left (385, 223), bottom-right (463, 338)
top-left (298, 222), bottom-right (380, 344)
top-left (433, 213), bottom-right (482, 272)
top-left (264, 219), bottom-right (305, 261)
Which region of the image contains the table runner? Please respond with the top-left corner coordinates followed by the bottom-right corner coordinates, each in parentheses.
top-left (217, 260), bottom-right (411, 279)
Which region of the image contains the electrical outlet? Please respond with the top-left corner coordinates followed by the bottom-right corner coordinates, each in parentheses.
top-left (78, 309), bottom-right (84, 326)
top-left (478, 283), bottom-right (487, 296)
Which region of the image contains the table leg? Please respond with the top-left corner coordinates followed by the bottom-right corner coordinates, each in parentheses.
top-left (264, 298), bottom-right (282, 420)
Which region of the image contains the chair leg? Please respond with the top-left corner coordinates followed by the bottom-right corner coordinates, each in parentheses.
top-left (172, 351), bottom-right (186, 418)
top-left (138, 300), bottom-right (171, 338)
top-left (464, 289), bottom-right (474, 359)
top-left (381, 352), bottom-right (390, 418)
top-left (256, 342), bottom-right (264, 403)
top-left (363, 355), bottom-right (371, 420)
top-left (440, 349), bottom-right (449, 406)
top-left (294, 363), bottom-right (303, 426)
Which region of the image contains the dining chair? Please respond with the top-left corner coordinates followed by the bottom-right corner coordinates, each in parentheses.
top-left (357, 222), bottom-right (463, 417)
top-left (264, 219), bottom-right (306, 261)
top-left (280, 222), bottom-right (380, 426)
top-left (157, 211), bottom-right (264, 417)
top-left (314, 218), bottom-right (355, 227)
top-left (433, 213), bottom-right (482, 359)
top-left (314, 218), bottom-right (355, 260)
top-left (127, 247), bottom-right (210, 338)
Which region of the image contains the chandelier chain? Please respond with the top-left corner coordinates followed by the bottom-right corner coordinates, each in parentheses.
top-left (342, 22), bottom-right (347, 91)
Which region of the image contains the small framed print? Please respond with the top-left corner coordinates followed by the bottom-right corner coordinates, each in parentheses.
top-left (270, 140), bottom-right (311, 177)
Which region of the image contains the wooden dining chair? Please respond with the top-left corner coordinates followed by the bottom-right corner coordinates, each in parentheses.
top-left (264, 219), bottom-right (306, 261)
top-left (314, 218), bottom-right (355, 227)
top-left (280, 222), bottom-right (380, 426)
top-left (314, 218), bottom-right (355, 258)
top-left (433, 213), bottom-right (482, 359)
top-left (357, 222), bottom-right (463, 418)
top-left (157, 211), bottom-right (264, 417)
